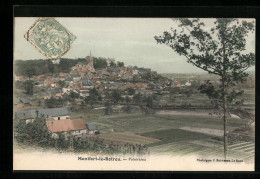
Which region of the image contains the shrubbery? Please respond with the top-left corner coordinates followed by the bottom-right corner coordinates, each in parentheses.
top-left (15, 118), bottom-right (148, 155)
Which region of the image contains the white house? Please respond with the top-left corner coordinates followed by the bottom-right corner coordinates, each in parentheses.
top-left (185, 81), bottom-right (192, 86)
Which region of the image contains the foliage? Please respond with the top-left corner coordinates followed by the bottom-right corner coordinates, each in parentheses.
top-left (55, 133), bottom-right (70, 149)
top-left (15, 57), bottom-right (110, 76)
top-left (58, 80), bottom-right (66, 88)
top-left (110, 61), bottom-right (116, 66)
top-left (133, 93), bottom-right (142, 104)
top-left (123, 104), bottom-right (132, 113)
top-left (155, 18), bottom-right (255, 158)
top-left (15, 120), bottom-right (28, 143)
top-left (117, 61), bottom-right (124, 67)
top-left (145, 96), bottom-right (153, 107)
top-left (111, 90), bottom-right (123, 103)
top-left (104, 101), bottom-right (112, 115)
top-left (70, 91), bottom-right (79, 98)
top-left (15, 118), bottom-right (54, 147)
top-left (93, 58), bottom-right (108, 69)
top-left (125, 96), bottom-right (131, 103)
top-left (127, 88), bottom-right (135, 95)
top-left (85, 88), bottom-right (102, 107)
top-left (45, 97), bottom-right (64, 108)
top-left (15, 118), bottom-right (148, 154)
top-left (24, 80), bottom-right (34, 95)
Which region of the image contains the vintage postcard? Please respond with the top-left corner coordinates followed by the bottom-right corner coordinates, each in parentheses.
top-left (13, 17), bottom-right (255, 171)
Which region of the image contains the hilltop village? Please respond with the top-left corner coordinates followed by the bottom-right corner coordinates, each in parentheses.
top-left (13, 55), bottom-right (255, 156)
top-left (13, 56), bottom-right (199, 137)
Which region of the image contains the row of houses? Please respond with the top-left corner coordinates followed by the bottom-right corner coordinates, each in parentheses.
top-left (14, 107), bottom-right (99, 137)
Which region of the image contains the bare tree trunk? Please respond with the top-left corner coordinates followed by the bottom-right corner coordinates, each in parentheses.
top-left (222, 80), bottom-right (228, 159)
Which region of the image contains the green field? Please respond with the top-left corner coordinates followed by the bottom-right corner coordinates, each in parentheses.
top-left (70, 109), bottom-right (254, 159)
top-left (141, 129), bottom-right (212, 147)
top-left (71, 111), bottom-right (250, 134)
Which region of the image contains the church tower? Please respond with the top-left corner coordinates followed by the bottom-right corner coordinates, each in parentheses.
top-left (87, 51), bottom-right (95, 72)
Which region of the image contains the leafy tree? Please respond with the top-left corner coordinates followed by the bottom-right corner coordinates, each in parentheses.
top-left (117, 61), bottom-right (124, 67)
top-left (55, 133), bottom-right (70, 150)
top-left (93, 59), bottom-right (108, 69)
top-left (24, 80), bottom-right (34, 95)
top-left (45, 97), bottom-right (64, 108)
top-left (110, 61), bottom-right (116, 66)
top-left (125, 96), bottom-right (131, 103)
top-left (15, 120), bottom-right (27, 143)
top-left (25, 67), bottom-right (36, 80)
top-left (184, 88), bottom-right (193, 98)
top-left (155, 18), bottom-right (255, 158)
top-left (127, 88), bottom-right (135, 95)
top-left (111, 90), bottom-right (123, 103)
top-left (85, 88), bottom-right (102, 107)
top-left (145, 96), bottom-right (153, 107)
top-left (59, 58), bottom-right (77, 73)
top-left (104, 101), bottom-right (112, 115)
top-left (58, 80), bottom-right (66, 88)
top-left (47, 59), bottom-right (55, 74)
top-left (69, 91), bottom-right (80, 99)
top-left (133, 93), bottom-right (142, 104)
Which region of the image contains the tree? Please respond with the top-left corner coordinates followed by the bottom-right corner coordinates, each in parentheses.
top-left (127, 88), bottom-right (135, 95)
top-left (47, 59), bottom-right (55, 74)
top-left (58, 80), bottom-right (66, 88)
top-left (125, 96), bottom-right (131, 104)
top-left (94, 58), bottom-right (108, 69)
top-left (110, 61), bottom-right (116, 66)
top-left (145, 96), bottom-right (153, 107)
top-left (155, 18), bottom-right (255, 159)
top-left (111, 90), bottom-right (123, 103)
top-left (85, 88), bottom-right (102, 107)
top-left (25, 67), bottom-right (36, 80)
top-left (117, 61), bottom-right (124, 67)
top-left (133, 93), bottom-right (142, 104)
top-left (15, 120), bottom-right (27, 143)
top-left (104, 101), bottom-right (112, 115)
top-left (45, 97), bottom-right (64, 108)
top-left (24, 80), bottom-right (34, 95)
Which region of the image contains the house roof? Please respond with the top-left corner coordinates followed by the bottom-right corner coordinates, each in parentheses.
top-left (37, 107), bottom-right (70, 117)
top-left (80, 91), bottom-right (89, 94)
top-left (15, 109), bottom-right (37, 120)
top-left (102, 83), bottom-right (124, 87)
top-left (46, 118), bottom-right (87, 133)
top-left (70, 74), bottom-right (81, 78)
top-left (79, 79), bottom-right (93, 86)
top-left (87, 123), bottom-right (98, 131)
top-left (107, 67), bottom-right (120, 73)
top-left (65, 77), bottom-right (73, 81)
top-left (50, 88), bottom-right (62, 95)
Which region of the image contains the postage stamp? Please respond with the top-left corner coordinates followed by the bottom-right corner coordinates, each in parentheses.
top-left (24, 17), bottom-right (76, 59)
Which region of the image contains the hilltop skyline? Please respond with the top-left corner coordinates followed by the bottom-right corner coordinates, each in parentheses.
top-left (14, 18), bottom-right (255, 73)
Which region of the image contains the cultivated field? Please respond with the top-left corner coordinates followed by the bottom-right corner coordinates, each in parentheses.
top-left (149, 138), bottom-right (254, 162)
top-left (97, 132), bottom-right (160, 146)
top-left (70, 108), bottom-right (254, 159)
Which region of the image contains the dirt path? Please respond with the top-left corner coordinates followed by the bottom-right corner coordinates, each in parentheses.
top-left (156, 110), bottom-right (213, 116)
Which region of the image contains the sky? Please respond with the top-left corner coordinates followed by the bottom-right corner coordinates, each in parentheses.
top-left (14, 18), bottom-right (255, 73)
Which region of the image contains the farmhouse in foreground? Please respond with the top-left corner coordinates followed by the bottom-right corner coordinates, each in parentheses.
top-left (46, 118), bottom-right (88, 138)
